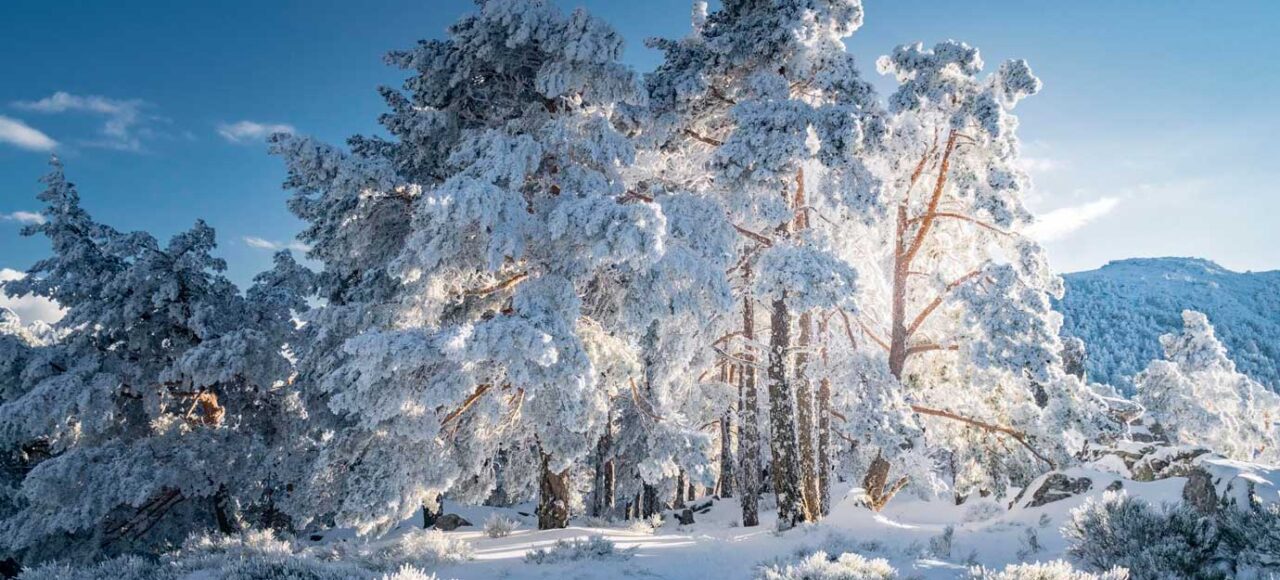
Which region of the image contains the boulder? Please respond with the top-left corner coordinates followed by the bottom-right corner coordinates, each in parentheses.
top-left (433, 513), bottom-right (473, 531)
top-left (1011, 472), bottom-right (1097, 509)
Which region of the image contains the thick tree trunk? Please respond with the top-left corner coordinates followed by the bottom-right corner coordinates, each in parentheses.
top-left (794, 312), bottom-right (820, 519)
top-left (738, 274), bottom-right (762, 527)
top-left (767, 293), bottom-right (808, 529)
top-left (537, 453), bottom-right (571, 529)
top-left (862, 452), bottom-right (908, 512)
top-left (641, 483), bottom-right (660, 518)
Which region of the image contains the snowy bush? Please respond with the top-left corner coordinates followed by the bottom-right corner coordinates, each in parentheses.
top-left (756, 551), bottom-right (898, 580)
top-left (927, 525), bottom-right (955, 558)
top-left (1063, 492), bottom-right (1219, 579)
top-left (377, 565), bottom-right (438, 580)
top-left (968, 560), bottom-right (1129, 580)
top-left (625, 514), bottom-right (663, 535)
top-left (483, 514), bottom-right (519, 538)
top-left (349, 529), bottom-right (473, 571)
top-left (523, 535), bottom-right (634, 564)
top-left (1217, 503), bottom-right (1280, 576)
top-left (17, 555), bottom-right (160, 580)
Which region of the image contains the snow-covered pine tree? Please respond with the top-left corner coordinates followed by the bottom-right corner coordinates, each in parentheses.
top-left (0, 159), bottom-right (310, 566)
top-left (1135, 310), bottom-right (1280, 463)
top-left (642, 0), bottom-right (875, 529)
top-left (828, 40), bottom-right (1112, 505)
top-left (272, 0), bottom-right (664, 533)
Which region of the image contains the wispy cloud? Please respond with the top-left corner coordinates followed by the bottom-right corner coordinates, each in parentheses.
top-left (1025, 197), bottom-right (1120, 242)
top-left (1019, 156), bottom-right (1062, 173)
top-left (244, 236), bottom-right (310, 253)
top-left (0, 116), bottom-right (57, 151)
top-left (0, 269), bottom-right (65, 325)
top-left (13, 92), bottom-right (153, 151)
top-left (217, 120), bottom-right (294, 144)
top-left (1, 211), bottom-right (45, 225)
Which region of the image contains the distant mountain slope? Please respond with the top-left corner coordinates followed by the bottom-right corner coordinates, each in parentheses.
top-left (1056, 257), bottom-right (1280, 393)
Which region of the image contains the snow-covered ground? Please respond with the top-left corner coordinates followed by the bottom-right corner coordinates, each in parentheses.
top-left (302, 477), bottom-right (1187, 579)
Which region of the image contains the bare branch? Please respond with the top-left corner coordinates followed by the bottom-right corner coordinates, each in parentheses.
top-left (905, 269), bottom-right (983, 338)
top-left (463, 273), bottom-right (529, 297)
top-left (732, 224), bottom-right (774, 247)
top-left (910, 405), bottom-right (1057, 468)
top-left (905, 343), bottom-right (960, 356)
top-left (683, 128), bottom-right (724, 147)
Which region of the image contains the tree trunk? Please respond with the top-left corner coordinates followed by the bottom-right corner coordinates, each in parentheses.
top-left (738, 270), bottom-right (762, 527)
top-left (794, 312), bottom-right (820, 519)
top-left (719, 404), bottom-right (735, 498)
top-left (537, 453), bottom-right (571, 529)
top-left (767, 293), bottom-right (808, 529)
top-left (817, 374), bottom-right (833, 516)
top-left (421, 493), bottom-right (442, 529)
top-left (674, 470), bottom-right (686, 508)
top-left (591, 419), bottom-right (614, 518)
top-left (641, 483), bottom-right (660, 518)
top-left (862, 452), bottom-right (908, 512)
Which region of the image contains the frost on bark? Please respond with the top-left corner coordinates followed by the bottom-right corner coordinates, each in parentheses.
top-left (718, 371), bottom-right (736, 499)
top-left (794, 311), bottom-right (820, 519)
top-left (767, 292), bottom-right (807, 529)
top-left (738, 287), bottom-right (762, 527)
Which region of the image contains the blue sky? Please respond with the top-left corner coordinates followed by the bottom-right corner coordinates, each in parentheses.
top-left (2, 0), bottom-right (1278, 302)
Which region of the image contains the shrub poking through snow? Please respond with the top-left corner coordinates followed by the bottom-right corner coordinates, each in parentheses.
top-left (17, 555), bottom-right (160, 580)
top-left (484, 514), bottom-right (519, 538)
top-left (524, 535), bottom-right (634, 564)
top-left (349, 529), bottom-right (473, 571)
top-left (755, 551), bottom-right (898, 580)
top-left (1063, 492), bottom-right (1219, 579)
top-left (1217, 502), bottom-right (1280, 576)
top-left (968, 560), bottom-right (1130, 580)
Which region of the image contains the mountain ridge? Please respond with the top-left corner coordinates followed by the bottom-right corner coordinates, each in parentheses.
top-left (1056, 256), bottom-right (1280, 392)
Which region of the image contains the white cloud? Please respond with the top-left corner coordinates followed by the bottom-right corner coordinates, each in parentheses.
top-left (1019, 156), bottom-right (1062, 173)
top-left (1025, 197), bottom-right (1120, 242)
top-left (13, 92), bottom-right (150, 151)
top-left (217, 120), bottom-right (295, 144)
top-left (1, 211), bottom-right (45, 225)
top-left (244, 236), bottom-right (310, 253)
top-left (0, 269), bottom-right (65, 325)
top-left (0, 116), bottom-right (57, 151)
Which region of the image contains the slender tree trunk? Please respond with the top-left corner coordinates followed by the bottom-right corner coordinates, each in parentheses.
top-left (674, 470), bottom-right (687, 508)
top-left (817, 374), bottom-right (832, 516)
top-left (719, 407), bottom-right (735, 498)
top-left (537, 452), bottom-right (571, 529)
top-left (794, 312), bottom-right (820, 519)
top-left (738, 272), bottom-right (762, 527)
top-left (767, 292), bottom-right (808, 529)
top-left (591, 416), bottom-right (614, 518)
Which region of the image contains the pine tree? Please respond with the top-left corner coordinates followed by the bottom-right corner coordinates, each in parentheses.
top-left (0, 159), bottom-right (308, 564)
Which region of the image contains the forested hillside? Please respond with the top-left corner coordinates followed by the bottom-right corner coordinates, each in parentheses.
top-left (1058, 257), bottom-right (1280, 392)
